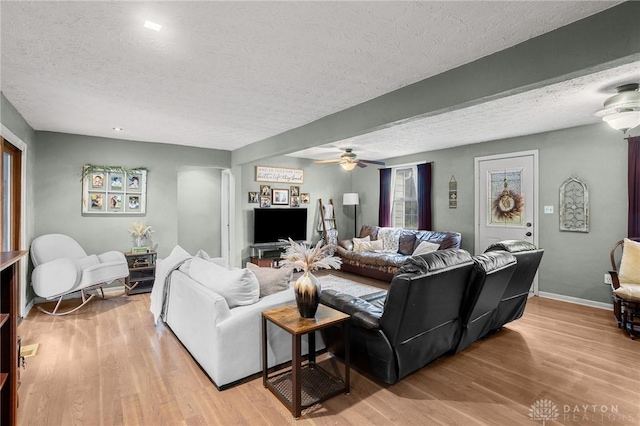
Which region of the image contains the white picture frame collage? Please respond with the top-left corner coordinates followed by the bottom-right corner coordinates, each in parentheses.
top-left (81, 166), bottom-right (147, 215)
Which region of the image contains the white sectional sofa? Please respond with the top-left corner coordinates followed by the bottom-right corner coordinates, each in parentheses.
top-left (151, 247), bottom-right (323, 390)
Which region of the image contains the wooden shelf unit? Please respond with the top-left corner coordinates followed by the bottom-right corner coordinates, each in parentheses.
top-left (124, 251), bottom-right (157, 295)
top-left (0, 250), bottom-right (27, 426)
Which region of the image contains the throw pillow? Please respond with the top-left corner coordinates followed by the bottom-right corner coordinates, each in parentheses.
top-left (195, 249), bottom-right (228, 268)
top-left (354, 239), bottom-right (384, 252)
top-left (358, 225), bottom-right (379, 240)
top-left (246, 262), bottom-right (293, 297)
top-left (378, 227), bottom-right (402, 252)
top-left (352, 235), bottom-right (371, 251)
top-left (188, 257), bottom-right (259, 308)
top-left (168, 244), bottom-right (191, 260)
top-left (398, 231), bottom-right (418, 255)
top-left (178, 249), bottom-right (227, 275)
top-left (619, 238), bottom-right (640, 284)
top-left (413, 240), bottom-right (440, 256)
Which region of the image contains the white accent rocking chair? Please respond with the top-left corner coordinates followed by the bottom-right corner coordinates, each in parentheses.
top-left (31, 234), bottom-right (130, 316)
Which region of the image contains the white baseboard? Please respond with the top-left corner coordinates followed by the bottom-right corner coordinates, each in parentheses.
top-left (538, 291), bottom-right (612, 311)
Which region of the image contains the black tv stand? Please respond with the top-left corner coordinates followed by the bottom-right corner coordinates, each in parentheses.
top-left (250, 241), bottom-right (308, 268)
top-left (251, 242), bottom-right (288, 259)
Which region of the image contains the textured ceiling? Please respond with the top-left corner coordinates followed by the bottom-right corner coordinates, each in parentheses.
top-left (0, 1), bottom-right (632, 159)
top-left (292, 62), bottom-right (640, 161)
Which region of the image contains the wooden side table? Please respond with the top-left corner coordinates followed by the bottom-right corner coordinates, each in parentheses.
top-left (123, 251), bottom-right (157, 295)
top-left (262, 304), bottom-right (350, 419)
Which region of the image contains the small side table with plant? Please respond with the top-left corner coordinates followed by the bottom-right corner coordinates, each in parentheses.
top-left (125, 222), bottom-right (156, 295)
top-left (260, 239), bottom-right (350, 418)
top-left (280, 238), bottom-right (342, 318)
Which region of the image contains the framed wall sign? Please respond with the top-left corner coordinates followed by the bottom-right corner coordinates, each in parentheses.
top-left (81, 165), bottom-right (147, 215)
top-left (255, 166), bottom-right (304, 184)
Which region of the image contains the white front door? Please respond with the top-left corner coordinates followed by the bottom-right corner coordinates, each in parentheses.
top-left (475, 150), bottom-right (539, 293)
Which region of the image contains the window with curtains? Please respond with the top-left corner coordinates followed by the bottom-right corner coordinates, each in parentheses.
top-left (392, 166), bottom-right (418, 229)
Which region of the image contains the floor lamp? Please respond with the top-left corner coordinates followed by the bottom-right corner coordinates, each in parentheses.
top-left (343, 193), bottom-right (360, 238)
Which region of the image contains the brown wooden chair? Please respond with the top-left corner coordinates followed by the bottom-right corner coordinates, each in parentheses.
top-left (609, 237), bottom-right (640, 339)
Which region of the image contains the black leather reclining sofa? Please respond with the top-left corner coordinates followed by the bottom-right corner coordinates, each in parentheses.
top-left (320, 240), bottom-right (543, 384)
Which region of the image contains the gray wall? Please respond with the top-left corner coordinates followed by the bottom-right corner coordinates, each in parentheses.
top-left (354, 123), bottom-right (629, 304)
top-left (4, 93), bottom-right (634, 307)
top-left (177, 166), bottom-right (222, 256)
top-left (33, 132), bottom-right (231, 258)
top-left (232, 156), bottom-right (352, 267)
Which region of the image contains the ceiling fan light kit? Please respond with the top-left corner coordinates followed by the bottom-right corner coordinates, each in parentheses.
top-left (341, 162), bottom-right (358, 171)
top-left (315, 148), bottom-right (385, 171)
top-left (597, 83), bottom-right (640, 133)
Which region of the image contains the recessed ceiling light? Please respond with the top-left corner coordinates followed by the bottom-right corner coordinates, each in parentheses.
top-left (113, 127), bottom-right (123, 131)
top-left (144, 20), bottom-right (162, 32)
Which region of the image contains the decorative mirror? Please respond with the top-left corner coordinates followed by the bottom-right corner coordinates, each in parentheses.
top-left (559, 175), bottom-right (589, 232)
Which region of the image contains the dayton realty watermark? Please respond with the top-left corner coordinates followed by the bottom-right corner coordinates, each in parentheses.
top-left (530, 399), bottom-right (640, 424)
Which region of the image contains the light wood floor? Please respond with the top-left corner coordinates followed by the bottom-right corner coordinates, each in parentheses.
top-left (17, 274), bottom-right (640, 425)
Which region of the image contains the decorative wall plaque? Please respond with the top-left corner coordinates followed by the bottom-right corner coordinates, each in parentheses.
top-left (559, 175), bottom-right (589, 232)
top-left (255, 166), bottom-right (304, 184)
top-left (449, 175), bottom-right (457, 209)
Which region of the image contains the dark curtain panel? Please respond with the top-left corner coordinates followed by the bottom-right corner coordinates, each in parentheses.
top-left (417, 163), bottom-right (433, 230)
top-left (379, 168), bottom-right (392, 227)
top-left (629, 136), bottom-right (640, 237)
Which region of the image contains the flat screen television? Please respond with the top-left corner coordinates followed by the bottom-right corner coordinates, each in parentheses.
top-left (253, 208), bottom-right (307, 244)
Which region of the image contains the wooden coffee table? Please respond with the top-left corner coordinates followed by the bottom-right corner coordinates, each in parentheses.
top-left (261, 304), bottom-right (350, 418)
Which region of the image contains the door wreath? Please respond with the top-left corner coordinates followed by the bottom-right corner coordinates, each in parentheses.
top-left (492, 178), bottom-right (523, 220)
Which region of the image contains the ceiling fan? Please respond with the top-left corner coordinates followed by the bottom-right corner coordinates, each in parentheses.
top-left (314, 148), bottom-right (385, 171)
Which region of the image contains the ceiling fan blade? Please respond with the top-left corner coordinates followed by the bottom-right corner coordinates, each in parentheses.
top-left (359, 159), bottom-right (386, 166)
top-left (356, 161), bottom-right (367, 168)
top-left (315, 158), bottom-right (343, 164)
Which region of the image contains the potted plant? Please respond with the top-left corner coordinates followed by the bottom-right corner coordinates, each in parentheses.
top-left (280, 238), bottom-right (342, 318)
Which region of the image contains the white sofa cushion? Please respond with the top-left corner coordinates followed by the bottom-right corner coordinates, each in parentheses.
top-left (245, 262), bottom-right (293, 297)
top-left (189, 257), bottom-right (259, 308)
top-left (195, 249), bottom-right (228, 267)
top-left (179, 249), bottom-right (227, 275)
